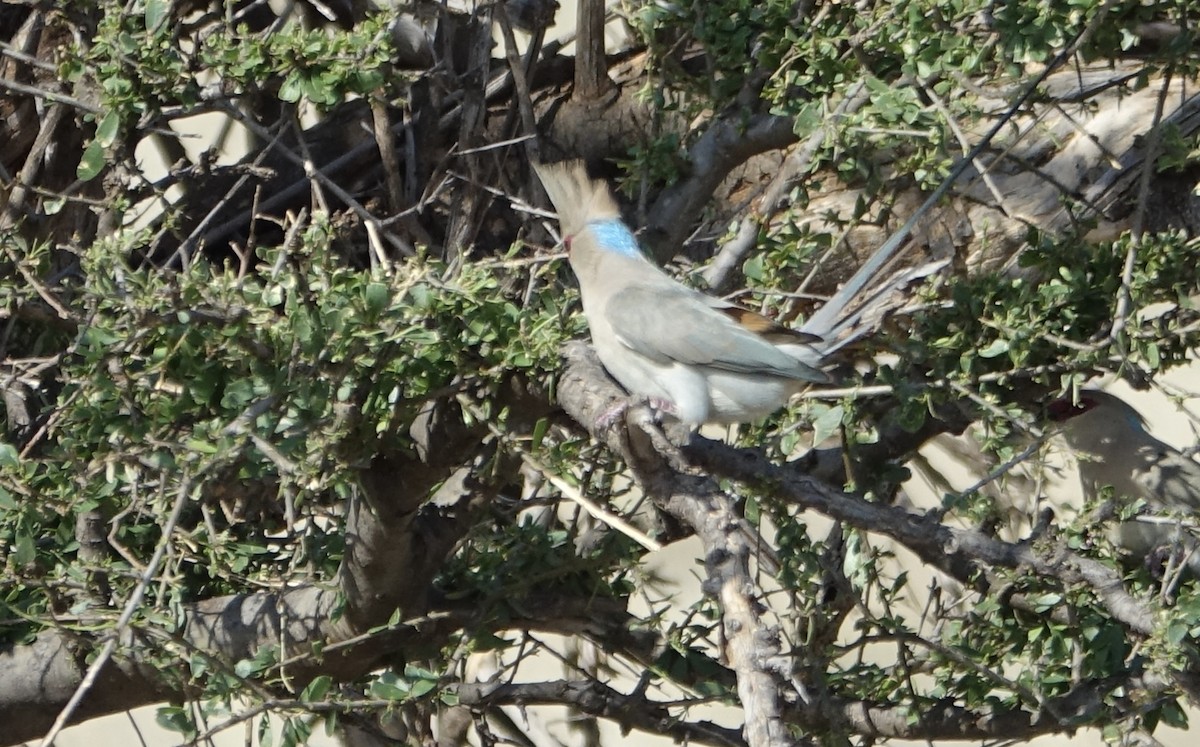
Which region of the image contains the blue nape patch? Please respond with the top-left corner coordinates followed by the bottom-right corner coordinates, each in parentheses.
top-left (587, 219), bottom-right (643, 259)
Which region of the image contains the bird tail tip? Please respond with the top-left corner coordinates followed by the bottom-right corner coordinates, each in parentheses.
top-left (533, 159), bottom-right (621, 236)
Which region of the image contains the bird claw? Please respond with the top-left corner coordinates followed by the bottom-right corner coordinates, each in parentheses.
top-left (595, 401), bottom-right (631, 430)
top-left (590, 397), bottom-right (694, 471)
top-left (594, 397), bottom-right (677, 431)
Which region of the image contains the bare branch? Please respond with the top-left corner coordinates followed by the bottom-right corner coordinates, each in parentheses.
top-left (644, 114), bottom-right (798, 264)
top-left (685, 437), bottom-right (1159, 636)
top-left (451, 679), bottom-right (746, 747)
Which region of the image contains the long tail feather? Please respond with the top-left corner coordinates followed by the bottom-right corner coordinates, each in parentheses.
top-left (533, 160), bottom-right (622, 236)
top-left (806, 258), bottom-right (949, 354)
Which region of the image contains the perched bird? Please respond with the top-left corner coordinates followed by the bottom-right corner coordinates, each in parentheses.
top-left (533, 160), bottom-right (930, 425)
top-left (1050, 389), bottom-right (1200, 572)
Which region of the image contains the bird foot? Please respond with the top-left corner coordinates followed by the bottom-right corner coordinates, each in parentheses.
top-left (590, 397), bottom-right (697, 471)
top-left (594, 397), bottom-right (677, 431)
top-left (647, 397), bottom-right (678, 417)
top-left (595, 400), bottom-right (631, 431)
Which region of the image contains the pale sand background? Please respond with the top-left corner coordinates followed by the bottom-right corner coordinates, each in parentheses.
top-left (27, 4), bottom-right (1200, 745)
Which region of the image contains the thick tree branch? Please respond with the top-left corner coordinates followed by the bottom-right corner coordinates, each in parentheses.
top-left (553, 347), bottom-right (1155, 641)
top-left (815, 674), bottom-right (1131, 740)
top-left (553, 342), bottom-right (1188, 742)
top-left (645, 469), bottom-right (792, 747)
top-left (0, 582), bottom-right (649, 746)
top-left (572, 0), bottom-right (612, 101)
top-left (555, 343), bottom-right (794, 747)
top-left (686, 437), bottom-right (1159, 636)
top-left (451, 679), bottom-right (746, 747)
top-left (0, 398), bottom-right (492, 744)
top-left (0, 632), bottom-right (167, 744)
top-left (644, 113), bottom-right (798, 264)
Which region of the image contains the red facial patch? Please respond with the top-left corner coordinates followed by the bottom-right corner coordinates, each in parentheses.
top-left (1047, 395), bottom-right (1099, 422)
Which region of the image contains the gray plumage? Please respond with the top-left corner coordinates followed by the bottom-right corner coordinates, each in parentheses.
top-left (1053, 389), bottom-right (1200, 570)
top-left (534, 160), bottom-right (861, 425)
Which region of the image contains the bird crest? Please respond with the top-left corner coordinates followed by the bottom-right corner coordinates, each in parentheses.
top-left (533, 160), bottom-right (622, 238)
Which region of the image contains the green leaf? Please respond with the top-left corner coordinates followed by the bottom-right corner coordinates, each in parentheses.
top-left (811, 405), bottom-right (844, 446)
top-left (145, 0), bottom-right (169, 32)
top-left (364, 282), bottom-right (390, 315)
top-left (978, 338), bottom-right (1009, 358)
top-left (95, 110), bottom-right (121, 148)
top-left (1160, 698), bottom-right (1189, 729)
top-left (281, 715), bottom-right (311, 747)
top-left (155, 706), bottom-right (196, 738)
top-left (184, 438), bottom-right (220, 455)
top-left (279, 74), bottom-right (304, 103)
top-left (77, 140), bottom-right (106, 182)
top-left (1144, 341), bottom-right (1161, 369)
top-left (234, 659), bottom-right (257, 678)
top-left (13, 532), bottom-right (35, 566)
top-left (530, 418), bottom-right (549, 450)
top-left (369, 671), bottom-right (410, 701)
top-left (742, 253), bottom-right (764, 282)
top-left (189, 654), bottom-right (209, 678)
top-left (404, 664), bottom-right (438, 680)
top-left (0, 442), bottom-right (18, 468)
top-left (409, 678), bottom-right (437, 699)
top-left (259, 715), bottom-right (273, 747)
top-left (80, 325), bottom-right (119, 349)
top-left (1167, 618), bottom-right (1190, 646)
top-left (234, 645), bottom-right (278, 678)
top-left (301, 675), bottom-right (332, 702)
top-left (744, 496), bottom-right (760, 525)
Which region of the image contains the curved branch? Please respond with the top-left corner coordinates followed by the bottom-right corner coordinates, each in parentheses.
top-left (552, 342), bottom-right (1183, 743)
top-left (452, 679), bottom-right (746, 747)
top-left (686, 436), bottom-right (1158, 635)
top-left (555, 342), bottom-right (792, 747)
top-left (701, 81), bottom-right (870, 292)
top-left (644, 113), bottom-right (798, 264)
top-left (553, 343), bottom-right (1151, 635)
top-left (0, 405), bottom-right (489, 745)
top-left (817, 674), bottom-right (1128, 740)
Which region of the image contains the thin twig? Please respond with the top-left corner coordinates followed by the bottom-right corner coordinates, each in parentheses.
top-left (922, 79), bottom-right (1013, 218)
top-left (496, 6), bottom-right (541, 162)
top-left (0, 75), bottom-right (99, 113)
top-left (703, 80), bottom-right (869, 291)
top-left (522, 450), bottom-right (663, 552)
top-left (38, 476), bottom-right (194, 747)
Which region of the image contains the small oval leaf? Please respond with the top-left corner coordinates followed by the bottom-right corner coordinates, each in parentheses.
top-left (978, 338), bottom-right (1009, 358)
top-left (95, 110), bottom-right (121, 147)
top-left (145, 0), bottom-right (169, 32)
top-left (77, 140), bottom-right (106, 182)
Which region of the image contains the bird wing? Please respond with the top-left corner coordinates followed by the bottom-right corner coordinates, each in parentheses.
top-left (1135, 444), bottom-right (1200, 511)
top-left (603, 284), bottom-right (829, 382)
top-left (704, 297), bottom-right (823, 346)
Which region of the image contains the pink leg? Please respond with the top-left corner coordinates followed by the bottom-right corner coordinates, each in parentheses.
top-left (594, 397), bottom-right (677, 430)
